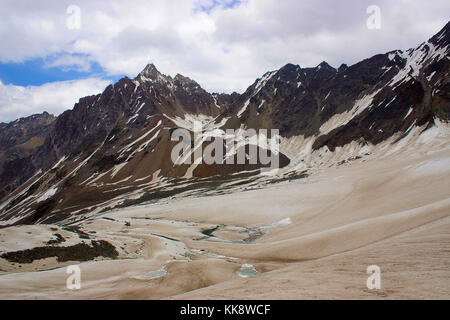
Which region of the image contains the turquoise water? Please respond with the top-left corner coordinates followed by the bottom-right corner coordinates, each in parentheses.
top-left (237, 264), bottom-right (259, 277)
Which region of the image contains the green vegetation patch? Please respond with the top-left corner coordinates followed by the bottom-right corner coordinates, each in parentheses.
top-left (1, 240), bottom-right (118, 264)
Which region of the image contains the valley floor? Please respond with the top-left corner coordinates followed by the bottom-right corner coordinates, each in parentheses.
top-left (0, 134), bottom-right (449, 299)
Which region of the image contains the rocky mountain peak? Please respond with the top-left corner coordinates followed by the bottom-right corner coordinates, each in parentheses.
top-left (316, 61), bottom-right (336, 74)
top-left (279, 63), bottom-right (300, 72)
top-left (136, 63), bottom-right (169, 83)
top-left (4, 111), bottom-right (55, 128)
top-left (317, 61), bottom-right (333, 69)
top-left (140, 63), bottom-right (159, 75)
top-left (338, 63), bottom-right (348, 72)
top-left (275, 63), bottom-right (302, 81)
top-left (174, 73), bottom-right (199, 87)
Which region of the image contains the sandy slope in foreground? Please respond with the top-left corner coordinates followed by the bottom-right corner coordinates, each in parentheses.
top-left (0, 132), bottom-right (449, 299)
top-left (171, 147), bottom-right (450, 299)
top-left (171, 213), bottom-right (450, 299)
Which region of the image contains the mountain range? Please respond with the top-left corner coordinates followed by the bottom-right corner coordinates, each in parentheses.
top-left (0, 21), bottom-right (448, 227)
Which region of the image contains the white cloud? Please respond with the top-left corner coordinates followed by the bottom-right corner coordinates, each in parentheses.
top-left (0, 78), bottom-right (111, 122)
top-left (0, 0), bottom-right (448, 111)
top-left (44, 54), bottom-right (93, 72)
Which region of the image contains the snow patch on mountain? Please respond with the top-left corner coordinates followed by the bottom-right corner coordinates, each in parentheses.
top-left (238, 70), bottom-right (277, 118)
top-left (36, 187), bottom-right (58, 203)
top-left (320, 89), bottom-right (381, 135)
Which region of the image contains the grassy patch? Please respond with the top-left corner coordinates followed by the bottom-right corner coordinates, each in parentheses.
top-left (1, 240), bottom-right (118, 264)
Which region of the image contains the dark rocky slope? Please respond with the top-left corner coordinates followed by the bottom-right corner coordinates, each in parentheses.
top-left (0, 21), bottom-right (448, 226)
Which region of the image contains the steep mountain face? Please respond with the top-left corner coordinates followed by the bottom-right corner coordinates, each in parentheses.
top-left (0, 112), bottom-right (56, 198)
top-left (223, 21), bottom-right (450, 147)
top-left (0, 22), bottom-right (449, 227)
top-left (0, 112), bottom-right (55, 154)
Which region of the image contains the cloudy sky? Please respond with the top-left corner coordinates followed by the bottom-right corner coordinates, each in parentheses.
top-left (0, 0), bottom-right (448, 122)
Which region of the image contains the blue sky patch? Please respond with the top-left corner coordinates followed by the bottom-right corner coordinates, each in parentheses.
top-left (193, 0), bottom-right (246, 14)
top-left (0, 55), bottom-right (124, 87)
